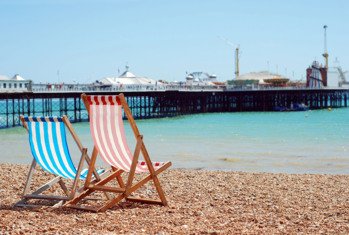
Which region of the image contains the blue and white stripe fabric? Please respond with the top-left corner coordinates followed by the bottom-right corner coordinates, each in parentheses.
top-left (24, 116), bottom-right (103, 180)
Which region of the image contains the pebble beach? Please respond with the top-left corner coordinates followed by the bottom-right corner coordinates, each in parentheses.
top-left (1, 163), bottom-right (349, 234)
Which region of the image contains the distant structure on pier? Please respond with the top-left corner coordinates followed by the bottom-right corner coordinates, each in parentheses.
top-left (185, 72), bottom-right (219, 86)
top-left (306, 26), bottom-right (329, 88)
top-left (228, 71), bottom-right (290, 89)
top-left (0, 74), bottom-right (31, 92)
top-left (306, 61), bottom-right (327, 88)
top-left (95, 66), bottom-right (163, 89)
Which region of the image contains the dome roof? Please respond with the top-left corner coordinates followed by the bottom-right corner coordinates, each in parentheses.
top-left (98, 66), bottom-right (157, 85)
top-left (12, 74), bottom-right (25, 80)
top-left (119, 71), bottom-right (136, 78)
top-left (0, 74), bottom-right (27, 81)
top-left (236, 71), bottom-right (288, 84)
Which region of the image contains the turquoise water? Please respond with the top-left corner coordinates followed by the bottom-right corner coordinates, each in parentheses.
top-left (1, 108), bottom-right (348, 174)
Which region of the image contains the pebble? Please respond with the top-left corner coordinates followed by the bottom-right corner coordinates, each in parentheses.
top-left (1, 164), bottom-right (349, 234)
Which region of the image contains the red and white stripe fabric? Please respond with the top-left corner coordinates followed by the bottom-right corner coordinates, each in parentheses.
top-left (87, 95), bottom-right (165, 173)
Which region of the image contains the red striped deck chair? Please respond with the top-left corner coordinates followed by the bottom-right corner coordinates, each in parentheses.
top-left (15, 115), bottom-right (106, 208)
top-left (66, 93), bottom-right (171, 212)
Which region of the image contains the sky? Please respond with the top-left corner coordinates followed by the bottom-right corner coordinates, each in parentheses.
top-left (0, 0), bottom-right (348, 83)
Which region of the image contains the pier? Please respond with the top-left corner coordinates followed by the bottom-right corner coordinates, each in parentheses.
top-left (0, 88), bottom-right (348, 129)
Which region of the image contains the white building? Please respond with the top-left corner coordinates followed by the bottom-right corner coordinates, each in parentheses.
top-left (96, 66), bottom-right (161, 90)
top-left (185, 72), bottom-right (218, 86)
top-left (0, 74), bottom-right (30, 92)
top-left (327, 66), bottom-right (348, 88)
top-left (236, 71), bottom-right (288, 85)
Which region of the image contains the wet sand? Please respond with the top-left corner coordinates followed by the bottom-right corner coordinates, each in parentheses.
top-left (1, 163), bottom-right (349, 234)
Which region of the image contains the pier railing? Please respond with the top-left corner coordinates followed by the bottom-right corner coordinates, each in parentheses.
top-left (0, 89), bottom-right (348, 129)
top-left (31, 83), bottom-right (226, 93)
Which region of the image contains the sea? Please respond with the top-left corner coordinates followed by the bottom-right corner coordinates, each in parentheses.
top-left (0, 108), bottom-right (348, 174)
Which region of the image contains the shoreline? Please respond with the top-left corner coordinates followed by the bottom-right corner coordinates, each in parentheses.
top-left (4, 162), bottom-right (349, 176)
top-left (1, 163), bottom-right (349, 234)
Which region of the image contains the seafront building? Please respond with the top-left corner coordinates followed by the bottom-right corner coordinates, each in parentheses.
top-left (236, 71), bottom-right (289, 85)
top-left (94, 66), bottom-right (165, 91)
top-left (227, 71), bottom-right (290, 89)
top-left (0, 74), bottom-right (31, 92)
top-left (185, 72), bottom-right (220, 86)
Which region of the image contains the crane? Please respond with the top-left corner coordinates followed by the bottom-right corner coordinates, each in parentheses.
top-left (219, 36), bottom-right (240, 79)
top-left (322, 25), bottom-right (329, 69)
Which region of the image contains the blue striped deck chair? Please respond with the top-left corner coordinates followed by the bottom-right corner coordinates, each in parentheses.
top-left (15, 115), bottom-right (105, 208)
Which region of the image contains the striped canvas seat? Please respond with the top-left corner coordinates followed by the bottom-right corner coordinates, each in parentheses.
top-left (16, 115), bottom-right (107, 208)
top-left (86, 95), bottom-right (166, 173)
top-left (25, 116), bottom-right (103, 179)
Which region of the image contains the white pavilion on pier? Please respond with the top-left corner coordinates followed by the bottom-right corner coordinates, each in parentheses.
top-left (97, 66), bottom-right (158, 86)
top-left (0, 74), bottom-right (30, 92)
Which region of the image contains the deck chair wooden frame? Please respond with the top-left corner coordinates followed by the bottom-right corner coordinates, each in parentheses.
top-left (66, 93), bottom-right (171, 212)
top-left (15, 115), bottom-right (106, 208)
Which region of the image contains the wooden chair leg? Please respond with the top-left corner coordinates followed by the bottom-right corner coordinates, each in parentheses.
top-left (152, 175), bottom-right (168, 206)
top-left (140, 141), bottom-right (170, 205)
top-left (116, 174), bottom-right (125, 188)
top-left (58, 179), bottom-right (70, 196)
top-left (84, 147), bottom-right (98, 188)
top-left (111, 166), bottom-right (125, 188)
top-left (124, 135), bottom-right (143, 195)
top-left (22, 159), bottom-right (37, 196)
top-left (70, 148), bottom-right (87, 198)
top-left (125, 162), bottom-right (172, 205)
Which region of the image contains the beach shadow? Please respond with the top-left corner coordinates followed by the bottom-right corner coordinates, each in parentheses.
top-left (46, 203), bottom-right (159, 216)
top-left (0, 204), bottom-right (42, 212)
top-left (0, 204), bottom-right (17, 211)
top-left (0, 200), bottom-right (160, 215)
top-left (0, 200), bottom-right (64, 212)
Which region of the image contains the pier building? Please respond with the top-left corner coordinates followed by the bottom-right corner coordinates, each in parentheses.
top-left (94, 66), bottom-right (164, 91)
top-left (306, 61), bottom-right (327, 88)
top-left (227, 71), bottom-right (289, 89)
top-left (185, 72), bottom-right (219, 86)
top-left (0, 74), bottom-right (31, 92)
